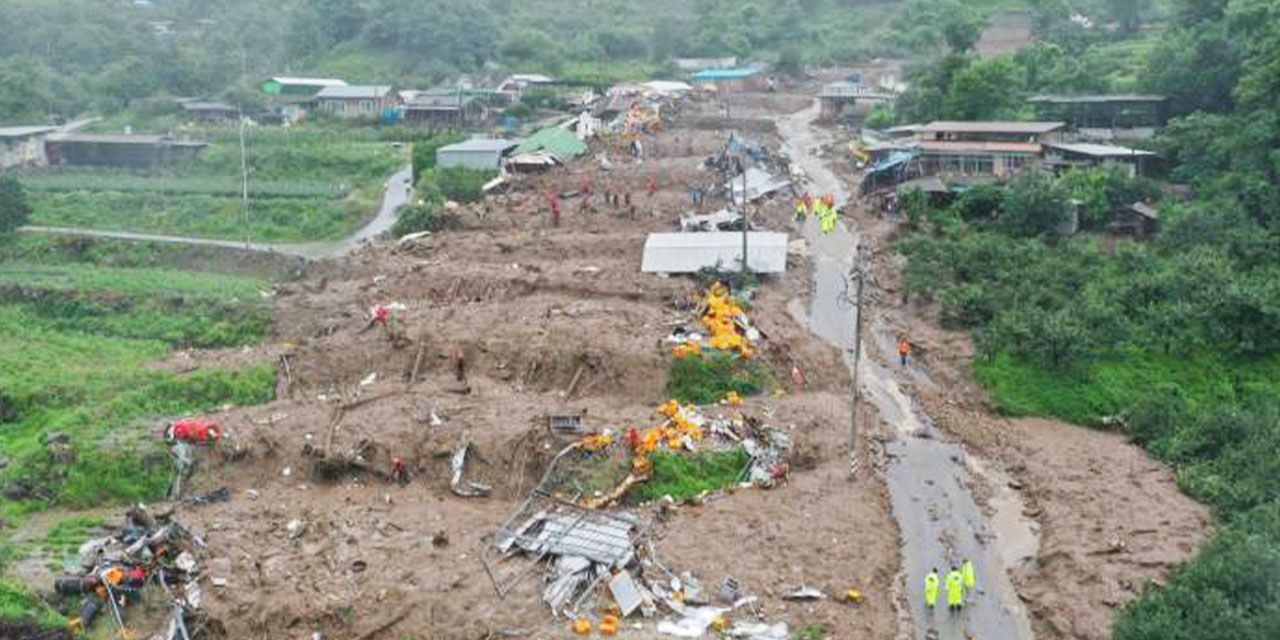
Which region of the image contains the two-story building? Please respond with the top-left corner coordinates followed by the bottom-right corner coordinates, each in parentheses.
top-left (914, 121), bottom-right (1065, 178)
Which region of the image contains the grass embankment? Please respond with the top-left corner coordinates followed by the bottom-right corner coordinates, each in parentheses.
top-left (0, 251), bottom-right (276, 518)
top-left (630, 448), bottom-right (750, 503)
top-left (22, 128), bottom-right (404, 243)
top-left (976, 350), bottom-right (1280, 425)
top-left (666, 355), bottom-right (765, 406)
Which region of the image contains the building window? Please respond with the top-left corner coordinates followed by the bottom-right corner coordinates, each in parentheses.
top-left (360, 100), bottom-right (373, 114)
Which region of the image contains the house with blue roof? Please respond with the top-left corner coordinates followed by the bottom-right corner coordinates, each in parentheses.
top-left (690, 67), bottom-right (766, 92)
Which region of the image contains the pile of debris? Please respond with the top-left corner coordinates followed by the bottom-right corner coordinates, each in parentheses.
top-left (484, 497), bottom-right (792, 639)
top-left (704, 132), bottom-right (795, 205)
top-left (53, 504), bottom-right (208, 639)
top-left (669, 281), bottom-right (762, 359)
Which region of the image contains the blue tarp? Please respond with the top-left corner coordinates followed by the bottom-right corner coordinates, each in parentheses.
top-left (693, 68), bottom-right (762, 80)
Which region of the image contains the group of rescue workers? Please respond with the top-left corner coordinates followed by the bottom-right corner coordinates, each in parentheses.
top-left (924, 559), bottom-right (977, 614)
top-left (794, 192), bottom-right (841, 234)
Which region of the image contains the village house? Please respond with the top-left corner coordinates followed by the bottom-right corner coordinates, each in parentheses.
top-left (402, 89), bottom-right (486, 129)
top-left (1027, 94), bottom-right (1168, 140)
top-left (261, 76), bottom-right (347, 122)
top-left (0, 126), bottom-right (57, 169)
top-left (691, 68), bottom-right (766, 92)
top-left (178, 100), bottom-right (238, 122)
top-left (435, 138), bottom-right (521, 171)
top-left (913, 121), bottom-right (1065, 178)
top-left (1042, 142), bottom-right (1157, 177)
top-left (316, 85), bottom-right (399, 121)
top-left (45, 133), bottom-right (207, 170)
top-left (495, 74), bottom-right (555, 102)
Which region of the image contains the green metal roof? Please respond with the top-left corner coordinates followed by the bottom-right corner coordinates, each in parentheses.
top-left (514, 126), bottom-right (586, 160)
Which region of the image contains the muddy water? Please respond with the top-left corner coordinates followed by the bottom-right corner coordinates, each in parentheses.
top-left (777, 103), bottom-right (1037, 640)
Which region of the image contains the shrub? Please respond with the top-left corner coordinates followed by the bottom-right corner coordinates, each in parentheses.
top-left (629, 447), bottom-right (750, 503)
top-left (666, 355), bottom-right (764, 406)
top-left (431, 166), bottom-right (496, 204)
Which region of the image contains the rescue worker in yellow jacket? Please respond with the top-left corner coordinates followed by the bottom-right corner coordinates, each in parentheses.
top-left (924, 568), bottom-right (940, 609)
top-left (946, 567), bottom-right (965, 612)
top-left (961, 558), bottom-right (976, 595)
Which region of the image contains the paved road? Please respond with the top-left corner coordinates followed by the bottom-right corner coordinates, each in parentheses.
top-left (20, 164), bottom-right (414, 260)
top-left (778, 102), bottom-right (1035, 640)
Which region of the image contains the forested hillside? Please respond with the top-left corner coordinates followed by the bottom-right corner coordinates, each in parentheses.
top-left (0, 0), bottom-right (1055, 125)
top-left (895, 1), bottom-right (1280, 637)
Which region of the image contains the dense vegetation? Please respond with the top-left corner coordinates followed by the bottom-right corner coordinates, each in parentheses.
top-left (895, 1), bottom-right (1280, 636)
top-left (0, 0), bottom-right (1044, 126)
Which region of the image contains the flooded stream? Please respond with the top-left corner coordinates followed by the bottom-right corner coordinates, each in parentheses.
top-left (777, 103), bottom-right (1037, 640)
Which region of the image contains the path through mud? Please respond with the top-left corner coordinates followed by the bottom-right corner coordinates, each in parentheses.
top-left (777, 102), bottom-right (1036, 640)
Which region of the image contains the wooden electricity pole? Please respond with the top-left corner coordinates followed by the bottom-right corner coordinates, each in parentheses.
top-left (850, 261), bottom-right (866, 479)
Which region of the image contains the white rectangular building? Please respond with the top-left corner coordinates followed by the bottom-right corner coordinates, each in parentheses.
top-left (641, 232), bottom-right (789, 274)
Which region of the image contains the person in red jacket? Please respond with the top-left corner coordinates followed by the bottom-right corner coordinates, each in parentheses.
top-left (168, 418), bottom-right (221, 444)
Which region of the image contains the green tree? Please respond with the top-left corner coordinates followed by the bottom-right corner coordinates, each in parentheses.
top-left (944, 56), bottom-right (1024, 120)
top-left (0, 174), bottom-right (32, 235)
top-left (997, 172), bottom-right (1071, 237)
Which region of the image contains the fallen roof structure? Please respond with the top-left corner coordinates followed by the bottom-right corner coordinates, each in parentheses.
top-left (515, 126), bottom-right (587, 161)
top-left (641, 232), bottom-right (788, 274)
top-left (730, 167), bottom-right (793, 205)
top-left (680, 209), bottom-right (743, 232)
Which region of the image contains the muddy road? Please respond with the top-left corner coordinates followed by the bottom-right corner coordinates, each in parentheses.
top-left (777, 102), bottom-right (1036, 640)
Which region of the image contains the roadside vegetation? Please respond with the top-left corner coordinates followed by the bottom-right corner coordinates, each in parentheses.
top-left (896, 1), bottom-right (1280, 636)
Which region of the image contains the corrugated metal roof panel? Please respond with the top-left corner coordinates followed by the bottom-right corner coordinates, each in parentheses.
top-left (514, 127), bottom-right (586, 160)
top-left (440, 139), bottom-right (521, 153)
top-left (1028, 94), bottom-right (1167, 104)
top-left (641, 232), bottom-right (789, 274)
top-left (269, 77), bottom-right (347, 87)
top-left (316, 85), bottom-right (394, 99)
top-left (0, 126), bottom-right (58, 138)
top-left (919, 140), bottom-right (1042, 154)
top-left (918, 121), bottom-right (1065, 134)
top-left (692, 68), bottom-right (762, 80)
top-left (1046, 142), bottom-right (1156, 157)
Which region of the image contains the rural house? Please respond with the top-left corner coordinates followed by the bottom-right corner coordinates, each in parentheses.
top-left (45, 133), bottom-right (207, 170)
top-left (1043, 142), bottom-right (1156, 177)
top-left (316, 85), bottom-right (399, 121)
top-left (261, 76), bottom-right (347, 122)
top-left (178, 100), bottom-right (238, 122)
top-left (0, 126), bottom-right (57, 169)
top-left (690, 68), bottom-right (765, 92)
top-left (436, 138), bottom-right (520, 170)
top-left (1027, 94), bottom-right (1168, 140)
top-left (403, 89), bottom-right (486, 129)
top-left (914, 121), bottom-right (1065, 178)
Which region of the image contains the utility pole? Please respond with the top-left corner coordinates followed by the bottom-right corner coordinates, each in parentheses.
top-left (239, 108), bottom-right (251, 249)
top-left (849, 259), bottom-right (867, 479)
top-left (739, 157), bottom-right (749, 280)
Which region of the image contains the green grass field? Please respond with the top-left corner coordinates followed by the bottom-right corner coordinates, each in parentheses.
top-left (0, 260), bottom-right (277, 517)
top-left (21, 128), bottom-right (405, 243)
top-left (975, 350), bottom-right (1280, 425)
